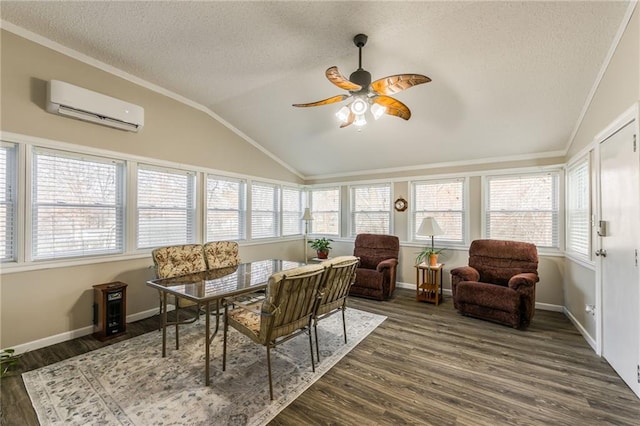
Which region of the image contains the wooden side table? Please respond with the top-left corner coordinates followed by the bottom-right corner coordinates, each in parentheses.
top-left (415, 263), bottom-right (445, 305)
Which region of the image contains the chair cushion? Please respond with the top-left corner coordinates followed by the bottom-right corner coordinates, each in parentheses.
top-left (456, 281), bottom-right (520, 312)
top-left (353, 234), bottom-right (399, 269)
top-left (468, 239), bottom-right (538, 285)
top-left (203, 241), bottom-right (240, 269)
top-left (152, 244), bottom-right (206, 279)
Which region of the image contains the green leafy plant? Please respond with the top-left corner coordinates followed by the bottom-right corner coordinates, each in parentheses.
top-left (308, 237), bottom-right (333, 253)
top-left (415, 247), bottom-right (443, 264)
top-left (0, 349), bottom-right (21, 378)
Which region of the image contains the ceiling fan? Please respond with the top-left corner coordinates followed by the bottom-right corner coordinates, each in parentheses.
top-left (293, 33), bottom-right (431, 128)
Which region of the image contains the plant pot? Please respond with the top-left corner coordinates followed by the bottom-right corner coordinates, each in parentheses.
top-left (428, 253), bottom-right (438, 266)
top-left (316, 250), bottom-right (329, 259)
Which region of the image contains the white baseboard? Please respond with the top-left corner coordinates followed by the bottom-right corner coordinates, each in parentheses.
top-left (398, 281), bottom-right (561, 312)
top-left (8, 306), bottom-right (165, 355)
top-left (563, 306), bottom-right (598, 352)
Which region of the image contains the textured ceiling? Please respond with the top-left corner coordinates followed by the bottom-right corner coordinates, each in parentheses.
top-left (0, 1), bottom-right (632, 179)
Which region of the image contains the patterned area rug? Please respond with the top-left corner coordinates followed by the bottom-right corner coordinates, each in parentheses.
top-left (23, 308), bottom-right (385, 426)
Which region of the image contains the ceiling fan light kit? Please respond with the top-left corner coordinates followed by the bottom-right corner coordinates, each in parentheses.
top-left (293, 33), bottom-right (431, 128)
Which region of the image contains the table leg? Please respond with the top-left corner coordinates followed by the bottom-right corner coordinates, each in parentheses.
top-left (205, 300), bottom-right (210, 386)
top-left (162, 292), bottom-right (167, 358)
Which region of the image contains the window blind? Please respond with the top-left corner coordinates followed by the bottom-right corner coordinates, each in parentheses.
top-left (566, 157), bottom-right (590, 257)
top-left (137, 165), bottom-right (196, 248)
top-left (206, 175), bottom-right (246, 241)
top-left (32, 148), bottom-right (124, 260)
top-left (0, 143), bottom-right (17, 262)
top-left (251, 182), bottom-right (279, 239)
top-left (282, 186), bottom-right (302, 236)
top-left (310, 187), bottom-right (340, 235)
top-left (486, 172), bottom-right (559, 248)
top-left (350, 184), bottom-right (390, 236)
top-left (412, 179), bottom-right (464, 243)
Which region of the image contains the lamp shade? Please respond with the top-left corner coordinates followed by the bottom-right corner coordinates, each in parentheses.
top-left (417, 217), bottom-right (443, 237)
top-left (301, 208), bottom-right (313, 221)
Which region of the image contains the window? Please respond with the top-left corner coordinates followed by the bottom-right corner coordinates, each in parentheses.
top-left (206, 175), bottom-right (246, 241)
top-left (566, 156), bottom-right (590, 258)
top-left (309, 187), bottom-right (340, 235)
top-left (0, 143), bottom-right (17, 262)
top-left (31, 148), bottom-right (124, 260)
top-left (350, 184), bottom-right (390, 236)
top-left (137, 165), bottom-right (196, 249)
top-left (485, 171), bottom-right (560, 248)
top-left (282, 186), bottom-right (302, 236)
top-left (412, 179), bottom-right (465, 243)
top-left (251, 182), bottom-right (280, 239)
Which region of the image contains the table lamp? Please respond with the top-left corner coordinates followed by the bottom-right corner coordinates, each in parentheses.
top-left (302, 208), bottom-right (313, 262)
top-left (417, 217), bottom-right (443, 252)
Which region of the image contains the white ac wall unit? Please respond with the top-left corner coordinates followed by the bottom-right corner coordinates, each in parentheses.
top-left (46, 80), bottom-right (144, 132)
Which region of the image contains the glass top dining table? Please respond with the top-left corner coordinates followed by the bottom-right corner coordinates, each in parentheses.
top-left (146, 259), bottom-right (305, 386)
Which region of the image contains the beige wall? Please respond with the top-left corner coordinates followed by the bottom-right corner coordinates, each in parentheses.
top-left (563, 6), bottom-right (640, 341)
top-left (0, 30), bottom-right (304, 348)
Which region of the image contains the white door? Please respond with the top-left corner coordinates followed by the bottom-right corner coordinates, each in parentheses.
top-left (599, 119), bottom-right (640, 398)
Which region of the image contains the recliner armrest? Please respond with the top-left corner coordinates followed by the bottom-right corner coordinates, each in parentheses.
top-left (508, 273), bottom-right (539, 291)
top-left (376, 258), bottom-right (398, 272)
top-left (450, 266), bottom-right (480, 282)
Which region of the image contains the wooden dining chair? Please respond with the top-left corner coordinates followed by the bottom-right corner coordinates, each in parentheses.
top-left (222, 263), bottom-right (326, 400)
top-left (314, 256), bottom-right (359, 362)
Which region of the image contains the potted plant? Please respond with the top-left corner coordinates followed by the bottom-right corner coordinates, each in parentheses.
top-left (309, 237), bottom-right (333, 259)
top-left (0, 348), bottom-right (21, 378)
top-left (416, 247), bottom-right (443, 267)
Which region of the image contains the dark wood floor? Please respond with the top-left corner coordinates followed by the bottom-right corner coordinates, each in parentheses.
top-left (2, 289), bottom-right (639, 425)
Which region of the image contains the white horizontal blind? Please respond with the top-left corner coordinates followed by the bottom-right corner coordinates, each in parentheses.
top-left (350, 184), bottom-right (390, 236)
top-left (282, 186), bottom-right (302, 236)
top-left (566, 157), bottom-right (590, 258)
top-left (486, 172), bottom-right (559, 248)
top-left (32, 148), bottom-right (124, 260)
top-left (251, 182), bottom-right (280, 239)
top-left (206, 175), bottom-right (246, 241)
top-left (412, 179), bottom-right (465, 243)
top-left (137, 165), bottom-right (196, 248)
top-left (310, 187), bottom-right (340, 235)
top-left (0, 143), bottom-right (17, 262)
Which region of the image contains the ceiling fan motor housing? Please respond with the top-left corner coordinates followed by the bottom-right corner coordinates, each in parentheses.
top-left (349, 69), bottom-right (372, 92)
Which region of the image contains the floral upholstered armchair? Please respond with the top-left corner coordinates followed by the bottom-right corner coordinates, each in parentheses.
top-left (451, 239), bottom-right (539, 328)
top-left (203, 241), bottom-right (240, 269)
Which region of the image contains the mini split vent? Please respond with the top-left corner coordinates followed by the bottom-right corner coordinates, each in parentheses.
top-left (46, 80), bottom-right (144, 132)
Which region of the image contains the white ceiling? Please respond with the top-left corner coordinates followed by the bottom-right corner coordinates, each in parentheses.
top-left (0, 1), bottom-right (632, 179)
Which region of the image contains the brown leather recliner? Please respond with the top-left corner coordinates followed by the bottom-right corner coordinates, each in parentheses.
top-left (451, 239), bottom-right (539, 328)
top-left (349, 234), bottom-right (399, 300)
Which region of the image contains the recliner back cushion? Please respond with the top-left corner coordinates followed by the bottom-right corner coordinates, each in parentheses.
top-left (353, 234), bottom-right (399, 269)
top-left (468, 239), bottom-right (538, 286)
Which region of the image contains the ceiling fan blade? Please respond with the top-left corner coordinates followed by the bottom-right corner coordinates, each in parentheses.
top-left (292, 94), bottom-right (349, 107)
top-left (326, 66), bottom-right (362, 91)
top-left (370, 74), bottom-right (431, 95)
top-left (340, 111), bottom-right (355, 128)
top-left (373, 95), bottom-right (412, 120)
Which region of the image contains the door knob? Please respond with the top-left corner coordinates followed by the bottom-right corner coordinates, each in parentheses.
top-left (595, 249), bottom-right (607, 257)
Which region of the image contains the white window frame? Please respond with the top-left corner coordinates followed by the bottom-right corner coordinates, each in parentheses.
top-left (205, 174), bottom-right (246, 241)
top-left (281, 186), bottom-right (303, 236)
top-left (251, 181), bottom-right (280, 239)
top-left (566, 154), bottom-right (591, 261)
top-left (411, 178), bottom-right (466, 245)
top-left (31, 147), bottom-right (125, 261)
top-left (309, 186), bottom-right (340, 236)
top-left (136, 164), bottom-right (196, 249)
top-left (483, 170), bottom-right (561, 249)
top-left (349, 183), bottom-right (391, 237)
top-left (0, 142), bottom-right (18, 263)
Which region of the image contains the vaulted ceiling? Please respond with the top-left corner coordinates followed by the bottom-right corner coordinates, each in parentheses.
top-left (0, 1), bottom-right (632, 179)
